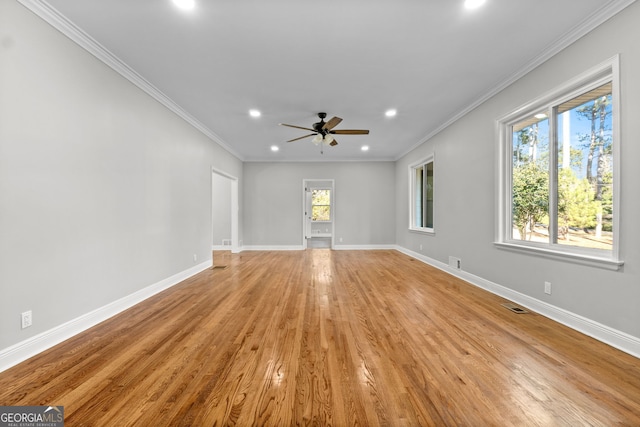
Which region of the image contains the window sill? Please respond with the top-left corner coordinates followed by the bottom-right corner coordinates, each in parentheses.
top-left (409, 227), bottom-right (435, 236)
top-left (494, 241), bottom-right (624, 271)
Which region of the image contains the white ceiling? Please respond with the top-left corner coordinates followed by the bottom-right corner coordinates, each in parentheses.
top-left (33, 0), bottom-right (633, 161)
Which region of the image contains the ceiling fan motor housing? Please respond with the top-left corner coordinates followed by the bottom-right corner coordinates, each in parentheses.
top-left (313, 113), bottom-right (327, 133)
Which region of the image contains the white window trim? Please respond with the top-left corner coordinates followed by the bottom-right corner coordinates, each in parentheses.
top-left (311, 187), bottom-right (332, 223)
top-left (409, 154), bottom-right (435, 234)
top-left (495, 55), bottom-right (622, 270)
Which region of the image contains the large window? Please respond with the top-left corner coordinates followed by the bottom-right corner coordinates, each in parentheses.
top-left (497, 57), bottom-right (621, 269)
top-left (311, 189), bottom-right (331, 222)
top-left (409, 155), bottom-right (434, 233)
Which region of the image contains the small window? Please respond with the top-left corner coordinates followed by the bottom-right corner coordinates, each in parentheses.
top-left (497, 57), bottom-right (621, 269)
top-left (311, 189), bottom-right (331, 222)
top-left (409, 155), bottom-right (434, 233)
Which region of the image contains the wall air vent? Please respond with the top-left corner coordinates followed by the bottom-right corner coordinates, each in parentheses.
top-left (501, 303), bottom-right (529, 314)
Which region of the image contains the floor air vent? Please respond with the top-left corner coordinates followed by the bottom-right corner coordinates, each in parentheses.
top-left (501, 303), bottom-right (529, 314)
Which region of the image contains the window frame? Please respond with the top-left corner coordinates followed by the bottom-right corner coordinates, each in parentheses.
top-left (311, 188), bottom-right (332, 223)
top-left (409, 154), bottom-right (435, 234)
top-left (496, 55), bottom-right (622, 270)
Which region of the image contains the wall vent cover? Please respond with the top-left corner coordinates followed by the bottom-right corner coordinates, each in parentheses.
top-left (501, 303), bottom-right (529, 314)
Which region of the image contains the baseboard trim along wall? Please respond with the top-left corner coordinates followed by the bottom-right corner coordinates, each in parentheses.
top-left (0, 260), bottom-right (212, 373)
top-left (396, 246), bottom-right (640, 359)
top-left (3, 247), bottom-right (637, 373)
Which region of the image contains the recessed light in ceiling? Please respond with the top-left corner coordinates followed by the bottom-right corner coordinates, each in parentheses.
top-left (361, 145), bottom-right (370, 152)
top-left (249, 109), bottom-right (261, 118)
top-left (173, 0), bottom-right (195, 11)
top-left (385, 109), bottom-right (397, 117)
top-left (534, 113), bottom-right (548, 119)
top-left (270, 145), bottom-right (279, 152)
top-left (464, 0), bottom-right (486, 10)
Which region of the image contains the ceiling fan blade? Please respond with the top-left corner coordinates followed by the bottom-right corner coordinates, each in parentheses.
top-left (323, 116), bottom-right (343, 131)
top-left (280, 123), bottom-right (316, 132)
top-left (286, 133), bottom-right (316, 143)
top-left (329, 138), bottom-right (338, 146)
top-left (330, 129), bottom-right (370, 135)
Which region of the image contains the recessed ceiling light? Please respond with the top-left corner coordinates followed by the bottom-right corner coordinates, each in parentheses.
top-left (361, 145), bottom-right (370, 152)
top-left (385, 109), bottom-right (397, 117)
top-left (172, 0), bottom-right (195, 11)
top-left (535, 113), bottom-right (548, 119)
top-left (464, 0), bottom-right (486, 10)
top-left (249, 109), bottom-right (261, 118)
top-left (270, 145), bottom-right (279, 152)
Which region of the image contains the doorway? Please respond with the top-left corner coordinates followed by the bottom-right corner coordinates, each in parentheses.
top-left (302, 179), bottom-right (335, 249)
top-left (212, 168), bottom-right (239, 253)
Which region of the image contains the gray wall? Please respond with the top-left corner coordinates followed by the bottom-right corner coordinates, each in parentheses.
top-left (243, 162), bottom-right (396, 247)
top-left (0, 1), bottom-right (243, 349)
top-left (395, 2), bottom-right (640, 339)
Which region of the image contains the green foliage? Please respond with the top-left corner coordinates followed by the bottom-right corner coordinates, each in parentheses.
top-left (512, 163), bottom-right (548, 240)
top-left (558, 168), bottom-right (599, 234)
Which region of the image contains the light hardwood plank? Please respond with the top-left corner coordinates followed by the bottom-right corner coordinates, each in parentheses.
top-left (1, 250), bottom-right (639, 426)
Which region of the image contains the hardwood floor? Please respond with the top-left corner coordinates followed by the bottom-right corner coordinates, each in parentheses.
top-left (1, 250), bottom-right (639, 426)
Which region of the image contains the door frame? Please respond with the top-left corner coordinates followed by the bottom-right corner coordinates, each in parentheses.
top-left (302, 179), bottom-right (335, 249)
top-left (212, 167), bottom-right (239, 253)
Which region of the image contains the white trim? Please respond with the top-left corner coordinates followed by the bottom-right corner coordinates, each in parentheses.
top-left (17, 0), bottom-right (243, 161)
top-left (409, 154), bottom-right (435, 233)
top-left (496, 55), bottom-right (622, 269)
top-left (332, 244), bottom-right (397, 251)
top-left (240, 245), bottom-right (305, 251)
top-left (0, 260), bottom-right (212, 373)
top-left (211, 168), bottom-right (240, 254)
top-left (396, 0), bottom-right (636, 160)
top-left (396, 246), bottom-right (640, 359)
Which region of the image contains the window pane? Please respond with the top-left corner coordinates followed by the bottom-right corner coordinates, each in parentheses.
top-left (511, 116), bottom-right (550, 242)
top-left (414, 166), bottom-right (423, 227)
top-left (311, 189), bottom-right (331, 221)
top-left (312, 189), bottom-right (330, 205)
top-left (556, 83), bottom-right (613, 250)
top-left (424, 162), bottom-right (433, 228)
top-left (312, 205), bottom-right (330, 222)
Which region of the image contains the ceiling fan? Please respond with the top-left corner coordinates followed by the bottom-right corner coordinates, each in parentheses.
top-left (279, 112), bottom-right (369, 147)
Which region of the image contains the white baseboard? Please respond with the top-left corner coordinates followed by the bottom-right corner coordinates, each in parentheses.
top-left (396, 246), bottom-right (640, 359)
top-left (332, 244), bottom-right (397, 250)
top-left (0, 260), bottom-right (212, 373)
top-left (240, 245), bottom-right (305, 251)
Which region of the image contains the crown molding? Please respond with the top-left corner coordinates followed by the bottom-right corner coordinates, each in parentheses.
top-left (396, 0), bottom-right (638, 160)
top-left (17, 0), bottom-right (244, 161)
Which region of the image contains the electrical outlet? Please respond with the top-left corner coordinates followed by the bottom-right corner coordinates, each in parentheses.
top-left (21, 311), bottom-right (32, 329)
top-left (544, 281), bottom-right (552, 295)
top-left (419, 244), bottom-right (423, 250)
top-left (449, 256), bottom-right (461, 270)
top-left (339, 237), bottom-right (343, 243)
top-left (193, 254), bottom-right (197, 262)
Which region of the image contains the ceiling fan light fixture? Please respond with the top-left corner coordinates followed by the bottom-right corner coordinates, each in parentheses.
top-left (312, 134), bottom-right (323, 145)
top-left (324, 134), bottom-right (334, 145)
